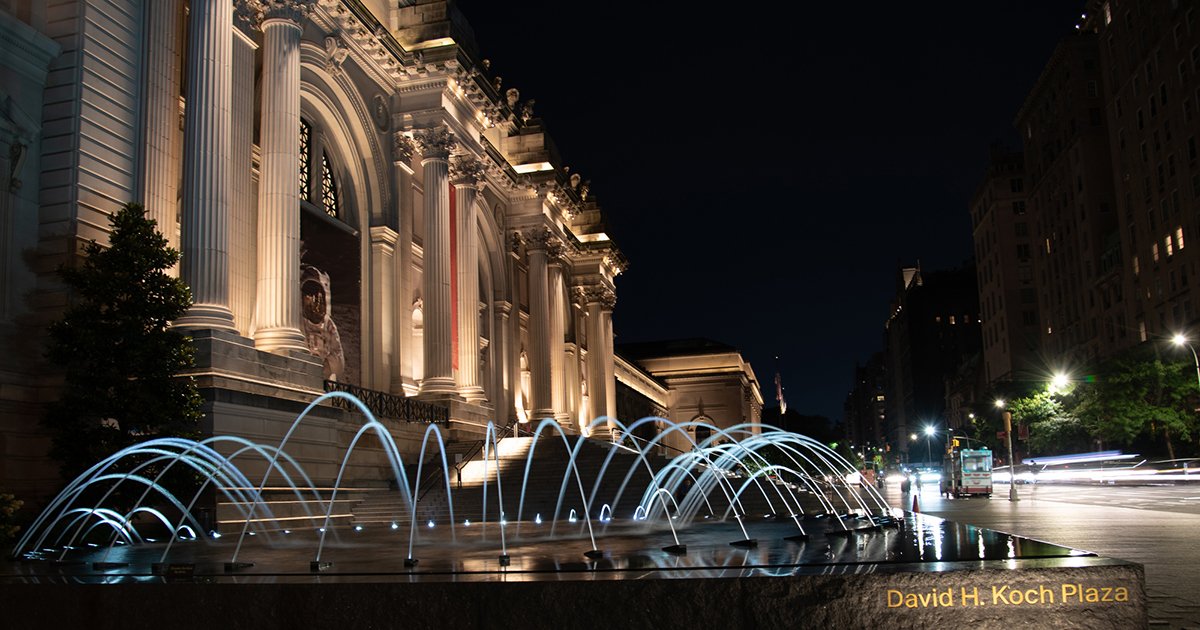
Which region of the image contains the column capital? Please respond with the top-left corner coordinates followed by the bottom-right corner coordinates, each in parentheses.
top-left (392, 132), bottom-right (416, 171)
top-left (449, 154), bottom-right (485, 187)
top-left (521, 226), bottom-right (558, 252)
top-left (579, 284), bottom-right (616, 309)
top-left (413, 125), bottom-right (456, 161)
top-left (245, 0), bottom-right (315, 25)
top-left (508, 230), bottom-right (525, 254)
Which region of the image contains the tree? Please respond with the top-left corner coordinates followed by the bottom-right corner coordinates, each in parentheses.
top-left (43, 203), bottom-right (203, 480)
top-left (1071, 349), bottom-right (1198, 459)
top-left (1009, 389), bottom-right (1091, 455)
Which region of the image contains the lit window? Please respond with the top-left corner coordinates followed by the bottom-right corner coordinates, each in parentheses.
top-left (1153, 242), bottom-right (1160, 262)
top-left (1166, 235), bottom-right (1174, 257)
top-left (949, 315), bottom-right (957, 325)
top-left (321, 153), bottom-right (340, 218)
top-left (1133, 255), bottom-right (1140, 275)
top-left (1177, 226), bottom-right (1186, 250)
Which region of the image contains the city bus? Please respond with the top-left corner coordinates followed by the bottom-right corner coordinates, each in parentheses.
top-left (941, 446), bottom-right (993, 498)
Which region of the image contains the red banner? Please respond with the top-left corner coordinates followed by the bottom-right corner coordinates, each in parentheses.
top-left (449, 184), bottom-right (458, 371)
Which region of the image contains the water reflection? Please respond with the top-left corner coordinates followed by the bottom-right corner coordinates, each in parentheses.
top-left (3, 512), bottom-right (1092, 585)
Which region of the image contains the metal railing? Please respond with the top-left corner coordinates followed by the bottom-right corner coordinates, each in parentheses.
top-left (323, 380), bottom-right (449, 425)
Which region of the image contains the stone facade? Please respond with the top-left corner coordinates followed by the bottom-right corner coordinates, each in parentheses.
top-left (0, 0), bottom-right (627, 500)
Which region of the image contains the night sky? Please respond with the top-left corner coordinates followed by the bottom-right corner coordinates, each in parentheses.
top-left (457, 1), bottom-right (1086, 421)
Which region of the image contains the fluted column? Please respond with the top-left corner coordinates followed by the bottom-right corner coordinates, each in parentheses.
top-left (391, 133), bottom-right (418, 395)
top-left (494, 300), bottom-right (514, 421)
top-left (229, 24), bottom-right (258, 337)
top-left (176, 0), bottom-right (236, 331)
top-left (547, 245), bottom-right (569, 426)
top-left (584, 287), bottom-right (610, 425)
top-left (252, 5), bottom-right (309, 351)
top-left (415, 126), bottom-right (456, 395)
top-left (602, 293), bottom-right (617, 423)
top-left (451, 155), bottom-right (485, 402)
top-left (525, 228), bottom-right (554, 421)
top-left (140, 0), bottom-right (183, 264)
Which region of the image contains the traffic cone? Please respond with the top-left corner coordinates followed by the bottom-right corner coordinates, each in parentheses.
top-left (911, 492), bottom-right (920, 513)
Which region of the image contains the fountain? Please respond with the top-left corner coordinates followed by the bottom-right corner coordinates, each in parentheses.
top-left (1, 392), bottom-right (1147, 628)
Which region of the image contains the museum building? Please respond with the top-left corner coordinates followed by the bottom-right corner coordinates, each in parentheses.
top-left (0, 0), bottom-right (762, 502)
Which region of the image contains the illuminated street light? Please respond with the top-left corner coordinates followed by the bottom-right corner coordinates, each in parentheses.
top-left (994, 399), bottom-right (1005, 409)
top-left (1051, 372), bottom-right (1069, 392)
top-left (922, 424), bottom-right (936, 464)
top-left (1171, 333), bottom-right (1200, 392)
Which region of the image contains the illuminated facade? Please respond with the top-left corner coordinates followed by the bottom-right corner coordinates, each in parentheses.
top-left (0, 0), bottom-right (627, 499)
top-left (614, 339), bottom-right (764, 454)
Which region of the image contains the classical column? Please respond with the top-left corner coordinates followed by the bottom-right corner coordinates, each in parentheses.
top-left (177, 0), bottom-right (236, 331)
top-left (252, 3), bottom-right (309, 352)
top-left (391, 133), bottom-right (418, 395)
top-left (451, 155), bottom-right (486, 402)
top-left (493, 300), bottom-right (514, 422)
top-left (140, 0), bottom-right (183, 260)
top-left (602, 292), bottom-right (617, 423)
top-left (369, 226), bottom-right (397, 389)
top-left (584, 286), bottom-right (612, 425)
top-left (229, 23), bottom-right (258, 337)
top-left (414, 126), bottom-right (456, 395)
top-left (524, 228), bottom-right (554, 421)
top-left (547, 245), bottom-right (569, 426)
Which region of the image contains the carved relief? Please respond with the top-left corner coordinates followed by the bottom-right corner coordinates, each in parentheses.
top-left (371, 96), bottom-right (389, 132)
top-left (324, 36), bottom-right (350, 72)
top-left (508, 230), bottom-right (525, 254)
top-left (392, 132), bottom-right (416, 165)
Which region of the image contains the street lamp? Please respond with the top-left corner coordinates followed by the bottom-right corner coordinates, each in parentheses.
top-left (1050, 371), bottom-right (1070, 393)
top-left (995, 398), bottom-right (1018, 502)
top-left (922, 424), bottom-right (936, 465)
top-left (1172, 333), bottom-right (1200, 392)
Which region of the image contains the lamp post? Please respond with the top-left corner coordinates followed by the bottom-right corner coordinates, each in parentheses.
top-left (922, 424), bottom-right (936, 466)
top-left (995, 398), bottom-right (1018, 502)
top-left (1172, 333), bottom-right (1200, 392)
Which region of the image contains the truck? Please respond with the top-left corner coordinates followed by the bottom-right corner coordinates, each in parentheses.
top-left (941, 445), bottom-right (993, 498)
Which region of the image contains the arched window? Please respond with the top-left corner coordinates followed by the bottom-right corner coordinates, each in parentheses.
top-left (299, 119), bottom-right (311, 196)
top-left (320, 152), bottom-right (340, 218)
top-left (298, 117), bottom-right (342, 220)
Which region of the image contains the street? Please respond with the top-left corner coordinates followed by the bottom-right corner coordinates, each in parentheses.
top-left (882, 478), bottom-right (1200, 628)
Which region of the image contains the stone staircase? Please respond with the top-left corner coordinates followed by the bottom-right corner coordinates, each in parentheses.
top-left (348, 435), bottom-right (807, 528)
top-left (350, 436), bottom-right (677, 526)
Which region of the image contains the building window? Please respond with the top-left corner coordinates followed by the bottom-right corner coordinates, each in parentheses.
top-left (1166, 234), bottom-right (1174, 257)
top-left (300, 119), bottom-right (312, 198)
top-left (321, 153), bottom-right (340, 218)
top-left (1012, 201), bottom-right (1026, 215)
top-left (1153, 242), bottom-right (1161, 262)
top-left (1133, 255), bottom-right (1140, 275)
top-left (1177, 226), bottom-right (1186, 250)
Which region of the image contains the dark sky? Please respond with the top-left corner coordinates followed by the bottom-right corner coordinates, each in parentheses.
top-left (456, 1), bottom-right (1086, 421)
